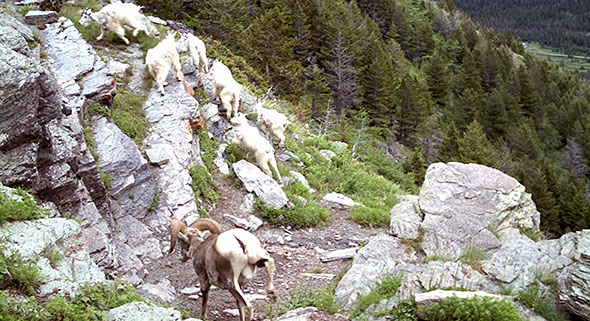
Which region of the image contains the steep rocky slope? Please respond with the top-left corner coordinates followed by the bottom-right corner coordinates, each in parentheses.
top-left (0, 2), bottom-right (589, 321)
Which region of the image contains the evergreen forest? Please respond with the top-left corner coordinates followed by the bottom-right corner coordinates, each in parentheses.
top-left (453, 0), bottom-right (590, 56)
top-left (137, 0), bottom-right (590, 236)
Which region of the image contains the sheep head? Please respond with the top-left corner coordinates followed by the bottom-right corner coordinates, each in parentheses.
top-left (169, 218), bottom-right (222, 262)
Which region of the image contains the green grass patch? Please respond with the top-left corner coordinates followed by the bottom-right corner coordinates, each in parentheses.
top-left (149, 190), bottom-right (160, 211)
top-left (350, 274), bottom-right (404, 318)
top-left (198, 130), bottom-right (220, 171)
top-left (255, 198), bottom-right (329, 229)
top-left (289, 136), bottom-right (400, 228)
top-left (420, 294), bottom-right (523, 321)
top-left (378, 299), bottom-right (418, 320)
top-left (458, 245), bottom-right (486, 270)
top-left (400, 226), bottom-right (425, 253)
top-left (88, 88), bottom-right (148, 146)
top-left (0, 187), bottom-right (49, 222)
top-left (189, 165), bottom-right (218, 206)
top-left (42, 247), bottom-right (64, 269)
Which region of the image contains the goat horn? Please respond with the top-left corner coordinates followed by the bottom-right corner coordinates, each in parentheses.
top-left (189, 218), bottom-right (222, 235)
top-left (169, 219), bottom-right (188, 254)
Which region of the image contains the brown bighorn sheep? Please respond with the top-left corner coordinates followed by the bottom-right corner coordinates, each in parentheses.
top-left (169, 218), bottom-right (276, 321)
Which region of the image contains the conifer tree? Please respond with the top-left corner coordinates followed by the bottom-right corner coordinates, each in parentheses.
top-left (242, 3), bottom-right (302, 97)
top-left (359, 21), bottom-right (396, 128)
top-left (456, 120), bottom-right (500, 168)
top-left (423, 49), bottom-right (450, 107)
top-left (409, 147), bottom-right (427, 186)
top-left (436, 122), bottom-right (460, 163)
top-left (394, 72), bottom-right (432, 145)
top-left (182, 0), bottom-right (250, 46)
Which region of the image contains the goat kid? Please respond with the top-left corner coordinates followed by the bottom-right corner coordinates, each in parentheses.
top-left (187, 34), bottom-right (209, 74)
top-left (169, 219), bottom-right (276, 321)
top-left (79, 1), bottom-right (159, 45)
top-left (230, 115), bottom-right (282, 183)
top-left (145, 32), bottom-right (184, 95)
top-left (210, 60), bottom-right (242, 119)
top-left (254, 101), bottom-right (290, 147)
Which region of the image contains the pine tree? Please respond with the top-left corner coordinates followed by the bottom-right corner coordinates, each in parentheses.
top-left (436, 122), bottom-right (460, 162)
top-left (359, 21), bottom-right (396, 128)
top-left (409, 147), bottom-right (427, 186)
top-left (394, 72), bottom-right (432, 145)
top-left (182, 0), bottom-right (250, 47)
top-left (423, 49), bottom-right (450, 107)
top-left (304, 62), bottom-right (332, 120)
top-left (456, 120), bottom-right (500, 168)
top-left (241, 3), bottom-right (302, 97)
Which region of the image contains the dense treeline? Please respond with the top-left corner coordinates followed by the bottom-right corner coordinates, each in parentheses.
top-left (453, 0), bottom-right (590, 56)
top-left (137, 0), bottom-right (590, 236)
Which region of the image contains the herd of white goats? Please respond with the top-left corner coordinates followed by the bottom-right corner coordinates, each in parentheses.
top-left (78, 2), bottom-right (293, 320)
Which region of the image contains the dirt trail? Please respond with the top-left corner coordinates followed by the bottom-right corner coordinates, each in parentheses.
top-left (151, 171), bottom-right (383, 320)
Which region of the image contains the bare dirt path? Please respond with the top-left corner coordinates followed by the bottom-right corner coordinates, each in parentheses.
top-left (152, 170), bottom-right (383, 320)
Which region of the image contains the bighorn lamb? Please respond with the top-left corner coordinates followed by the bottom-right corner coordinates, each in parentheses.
top-left (254, 102), bottom-right (290, 147)
top-left (79, 1), bottom-right (159, 45)
top-left (145, 32), bottom-right (184, 95)
top-left (187, 34), bottom-right (209, 74)
top-left (210, 60), bottom-right (242, 119)
top-left (169, 218), bottom-right (276, 321)
top-left (230, 114), bottom-right (282, 183)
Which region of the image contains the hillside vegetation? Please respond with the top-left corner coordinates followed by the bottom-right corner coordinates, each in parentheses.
top-left (134, 0), bottom-right (590, 236)
top-left (453, 0), bottom-right (590, 57)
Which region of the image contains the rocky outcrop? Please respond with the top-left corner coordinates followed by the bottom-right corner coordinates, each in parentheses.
top-left (335, 234), bottom-right (416, 304)
top-left (0, 216), bottom-right (107, 297)
top-left (419, 162), bottom-right (540, 259)
top-left (0, 11), bottom-right (118, 273)
top-left (339, 162), bottom-right (589, 321)
top-left (560, 230), bottom-right (590, 319)
top-left (232, 160), bottom-right (293, 209)
top-left (91, 116), bottom-right (157, 221)
top-left (389, 194), bottom-right (421, 239)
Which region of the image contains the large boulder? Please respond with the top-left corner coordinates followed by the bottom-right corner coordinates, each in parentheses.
top-left (419, 162), bottom-right (540, 259)
top-left (91, 116), bottom-right (157, 221)
top-left (232, 160), bottom-right (293, 210)
top-left (0, 20), bottom-right (48, 186)
top-left (0, 217), bottom-right (107, 297)
top-left (335, 234), bottom-right (416, 305)
top-left (560, 230), bottom-right (590, 319)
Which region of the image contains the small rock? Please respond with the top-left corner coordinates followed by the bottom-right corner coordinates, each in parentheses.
top-left (24, 10), bottom-right (59, 25)
top-left (181, 286), bottom-right (200, 295)
top-left (320, 247), bottom-right (358, 262)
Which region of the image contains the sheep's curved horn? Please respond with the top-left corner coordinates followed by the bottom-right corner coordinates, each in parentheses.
top-left (169, 219), bottom-right (188, 254)
top-left (189, 218), bottom-right (222, 235)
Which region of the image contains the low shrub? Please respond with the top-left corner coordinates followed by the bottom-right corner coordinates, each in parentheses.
top-left (255, 199), bottom-right (329, 228)
top-left (350, 274), bottom-right (403, 318)
top-left (516, 283), bottom-right (566, 321)
top-left (0, 248), bottom-right (44, 296)
top-left (420, 294), bottom-right (523, 321)
top-left (0, 187), bottom-right (48, 222)
top-left (189, 165), bottom-right (218, 205)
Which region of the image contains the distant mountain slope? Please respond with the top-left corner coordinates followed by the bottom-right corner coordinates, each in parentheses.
top-left (453, 0), bottom-right (590, 55)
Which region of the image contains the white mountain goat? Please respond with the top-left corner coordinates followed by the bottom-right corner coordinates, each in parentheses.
top-left (254, 101), bottom-right (290, 147)
top-left (187, 34), bottom-right (209, 74)
top-left (169, 218), bottom-right (276, 321)
top-left (79, 1), bottom-right (159, 45)
top-left (210, 60), bottom-right (242, 119)
top-left (145, 32), bottom-right (184, 95)
top-left (230, 114), bottom-right (282, 183)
